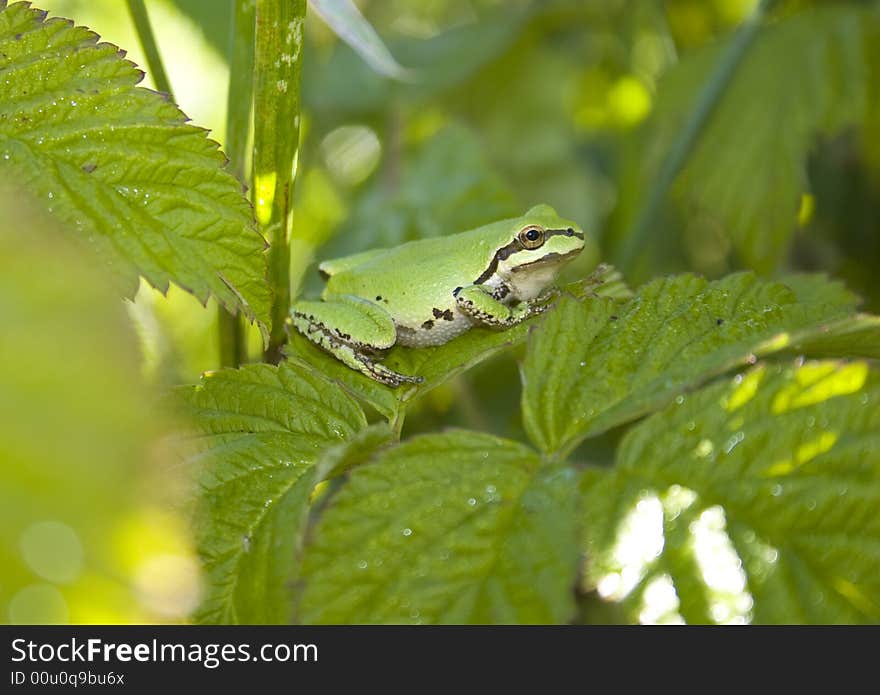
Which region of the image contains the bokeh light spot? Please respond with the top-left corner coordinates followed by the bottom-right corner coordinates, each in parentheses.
top-left (596, 494), bottom-right (664, 601)
top-left (689, 506), bottom-right (753, 624)
top-left (19, 520), bottom-right (84, 584)
top-left (772, 362), bottom-right (868, 414)
top-left (607, 76), bottom-right (652, 128)
top-left (797, 193), bottom-right (815, 227)
top-left (9, 584), bottom-right (69, 624)
top-left (133, 554), bottom-right (203, 620)
top-left (725, 366), bottom-right (765, 412)
top-left (321, 125), bottom-right (382, 186)
top-left (639, 573), bottom-right (685, 624)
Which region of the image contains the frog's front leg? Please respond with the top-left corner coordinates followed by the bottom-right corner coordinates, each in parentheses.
top-left (289, 295), bottom-right (423, 387)
top-left (453, 284), bottom-right (557, 328)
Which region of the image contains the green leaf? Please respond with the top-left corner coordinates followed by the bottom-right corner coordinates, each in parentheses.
top-left (298, 431), bottom-right (580, 624)
top-left (789, 314), bottom-right (880, 360)
top-left (177, 362), bottom-right (367, 624)
top-left (581, 361), bottom-right (880, 624)
top-left (309, 0), bottom-right (409, 80)
top-left (652, 4), bottom-right (880, 271)
top-left (312, 423), bottom-right (394, 480)
top-left (387, 324), bottom-right (532, 391)
top-left (0, 1), bottom-right (271, 331)
top-left (777, 273), bottom-right (862, 312)
top-left (564, 263), bottom-right (634, 301)
top-left (522, 272), bottom-right (864, 456)
top-left (283, 339), bottom-right (402, 422)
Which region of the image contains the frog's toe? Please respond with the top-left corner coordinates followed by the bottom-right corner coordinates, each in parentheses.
top-left (361, 359), bottom-right (423, 388)
top-left (536, 286), bottom-right (561, 303)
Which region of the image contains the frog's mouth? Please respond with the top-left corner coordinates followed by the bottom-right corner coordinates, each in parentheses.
top-left (509, 248), bottom-right (581, 272)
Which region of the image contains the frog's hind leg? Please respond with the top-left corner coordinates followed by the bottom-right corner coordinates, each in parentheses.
top-left (289, 295), bottom-right (423, 387)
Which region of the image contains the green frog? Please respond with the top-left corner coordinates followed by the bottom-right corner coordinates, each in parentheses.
top-left (289, 204), bottom-right (585, 386)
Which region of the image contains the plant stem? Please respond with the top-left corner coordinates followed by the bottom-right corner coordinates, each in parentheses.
top-left (616, 0), bottom-right (778, 269)
top-left (390, 408), bottom-right (407, 441)
top-left (654, 0), bottom-right (679, 63)
top-left (218, 0), bottom-right (257, 368)
top-left (126, 0), bottom-right (172, 96)
top-left (253, 0), bottom-right (307, 364)
top-left (217, 311), bottom-right (244, 368)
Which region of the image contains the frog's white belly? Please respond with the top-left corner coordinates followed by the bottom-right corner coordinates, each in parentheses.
top-left (394, 306), bottom-right (474, 348)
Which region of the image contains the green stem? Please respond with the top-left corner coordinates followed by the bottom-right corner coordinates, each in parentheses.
top-left (253, 0), bottom-right (307, 364)
top-left (616, 0), bottom-right (778, 269)
top-left (218, 0), bottom-right (257, 368)
top-left (217, 311), bottom-right (244, 368)
top-left (390, 408), bottom-right (407, 441)
top-left (126, 0), bottom-right (172, 96)
top-left (654, 0), bottom-right (679, 63)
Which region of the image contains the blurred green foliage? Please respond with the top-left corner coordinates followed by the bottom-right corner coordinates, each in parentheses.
top-left (4, 0), bottom-right (880, 625)
top-left (0, 192), bottom-right (196, 623)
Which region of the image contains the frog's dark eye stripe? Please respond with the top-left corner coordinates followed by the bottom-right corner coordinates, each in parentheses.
top-left (475, 239), bottom-right (521, 284)
top-left (556, 227), bottom-right (583, 240)
top-left (474, 226), bottom-right (583, 284)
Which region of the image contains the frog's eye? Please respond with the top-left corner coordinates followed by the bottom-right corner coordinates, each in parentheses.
top-left (518, 225), bottom-right (545, 250)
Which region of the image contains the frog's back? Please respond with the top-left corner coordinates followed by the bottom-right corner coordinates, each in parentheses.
top-left (323, 230), bottom-right (498, 306)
